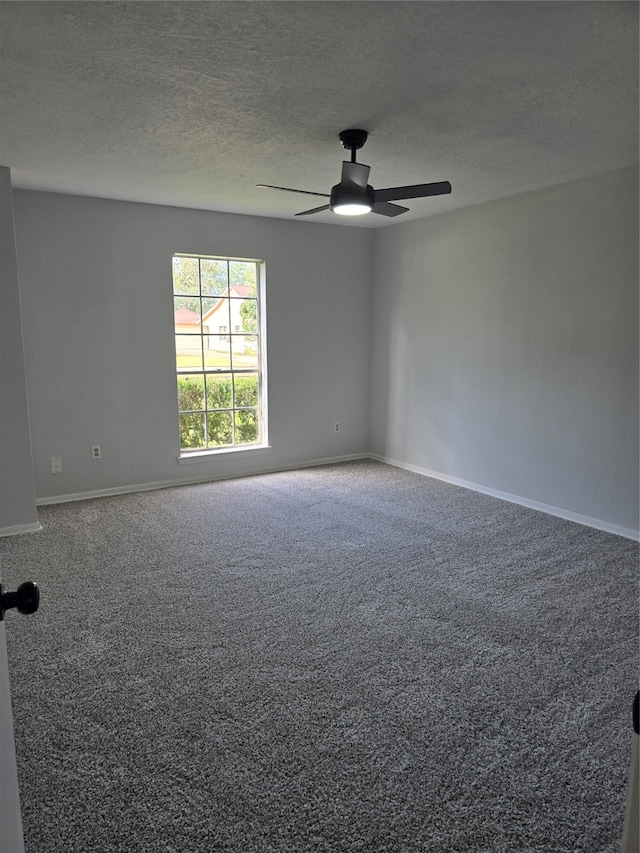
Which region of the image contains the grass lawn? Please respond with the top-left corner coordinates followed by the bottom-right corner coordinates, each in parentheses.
top-left (176, 351), bottom-right (257, 370)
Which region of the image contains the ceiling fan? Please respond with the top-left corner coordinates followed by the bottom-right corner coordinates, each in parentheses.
top-left (258, 129), bottom-right (451, 217)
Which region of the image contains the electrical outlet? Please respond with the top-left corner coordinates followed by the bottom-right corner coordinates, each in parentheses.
top-left (50, 457), bottom-right (62, 474)
top-left (91, 445), bottom-right (102, 459)
top-left (334, 423), bottom-right (340, 433)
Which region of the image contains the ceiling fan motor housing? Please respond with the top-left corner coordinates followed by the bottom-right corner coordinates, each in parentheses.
top-left (330, 182), bottom-right (374, 213)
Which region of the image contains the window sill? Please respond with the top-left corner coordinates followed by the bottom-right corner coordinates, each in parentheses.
top-left (177, 444), bottom-right (272, 465)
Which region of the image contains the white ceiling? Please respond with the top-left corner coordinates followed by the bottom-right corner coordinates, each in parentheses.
top-left (0, 1), bottom-right (637, 228)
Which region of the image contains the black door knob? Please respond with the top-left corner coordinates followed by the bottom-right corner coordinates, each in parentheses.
top-left (0, 582), bottom-right (40, 621)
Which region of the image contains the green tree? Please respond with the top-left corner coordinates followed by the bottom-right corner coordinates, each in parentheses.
top-left (172, 256), bottom-right (200, 295)
top-left (240, 299), bottom-right (257, 333)
top-left (200, 258), bottom-right (230, 296)
top-left (172, 256), bottom-right (202, 313)
top-left (229, 261), bottom-right (257, 290)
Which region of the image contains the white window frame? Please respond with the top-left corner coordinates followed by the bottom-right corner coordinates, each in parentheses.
top-left (172, 253), bottom-right (269, 460)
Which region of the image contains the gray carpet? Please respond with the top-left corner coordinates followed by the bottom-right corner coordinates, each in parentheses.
top-left (2, 460), bottom-right (638, 852)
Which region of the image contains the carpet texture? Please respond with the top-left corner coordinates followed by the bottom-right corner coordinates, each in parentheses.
top-left (2, 460), bottom-right (638, 852)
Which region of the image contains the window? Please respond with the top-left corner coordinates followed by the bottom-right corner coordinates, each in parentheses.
top-left (172, 254), bottom-right (266, 453)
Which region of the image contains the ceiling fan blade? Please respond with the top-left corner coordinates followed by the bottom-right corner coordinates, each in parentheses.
top-left (372, 201), bottom-right (409, 217)
top-left (340, 161), bottom-right (370, 190)
top-left (257, 184), bottom-right (329, 198)
top-left (374, 181), bottom-right (452, 202)
top-left (295, 204), bottom-right (331, 216)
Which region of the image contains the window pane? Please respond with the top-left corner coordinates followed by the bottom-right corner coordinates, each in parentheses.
top-left (227, 297), bottom-right (256, 335)
top-left (229, 261), bottom-right (257, 291)
top-left (175, 335), bottom-right (203, 371)
top-left (203, 346), bottom-right (231, 370)
top-left (234, 409), bottom-right (258, 445)
top-left (174, 296), bottom-right (201, 330)
top-left (200, 258), bottom-right (228, 297)
top-left (231, 335), bottom-right (258, 369)
top-left (200, 297), bottom-right (217, 321)
top-left (207, 411), bottom-right (233, 446)
top-left (177, 374), bottom-right (205, 412)
top-left (173, 256), bottom-right (200, 295)
top-left (206, 374), bottom-right (232, 409)
top-left (179, 412), bottom-right (206, 450)
top-left (234, 373), bottom-right (258, 408)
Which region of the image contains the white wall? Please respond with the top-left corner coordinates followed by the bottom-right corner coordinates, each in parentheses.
top-left (0, 168), bottom-right (38, 534)
top-left (370, 167), bottom-right (639, 536)
top-left (12, 192), bottom-right (373, 499)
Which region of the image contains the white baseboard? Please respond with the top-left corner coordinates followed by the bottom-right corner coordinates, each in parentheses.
top-left (0, 521), bottom-right (43, 538)
top-left (35, 453), bottom-right (370, 507)
top-left (370, 454), bottom-right (640, 542)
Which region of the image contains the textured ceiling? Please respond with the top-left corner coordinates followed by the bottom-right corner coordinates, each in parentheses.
top-left (0, 1), bottom-right (637, 228)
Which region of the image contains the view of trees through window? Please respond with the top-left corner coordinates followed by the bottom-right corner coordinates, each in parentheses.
top-left (173, 254), bottom-right (263, 451)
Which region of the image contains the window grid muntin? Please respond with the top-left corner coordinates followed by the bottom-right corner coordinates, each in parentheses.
top-left (173, 254), bottom-right (262, 452)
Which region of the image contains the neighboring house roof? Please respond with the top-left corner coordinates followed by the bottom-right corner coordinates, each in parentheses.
top-left (174, 307), bottom-right (200, 325)
top-left (231, 285), bottom-right (252, 298)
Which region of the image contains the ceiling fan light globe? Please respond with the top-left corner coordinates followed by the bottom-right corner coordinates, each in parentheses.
top-left (333, 202), bottom-right (372, 216)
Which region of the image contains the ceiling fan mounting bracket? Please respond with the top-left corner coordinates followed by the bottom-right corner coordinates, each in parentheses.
top-left (338, 129), bottom-right (368, 152)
